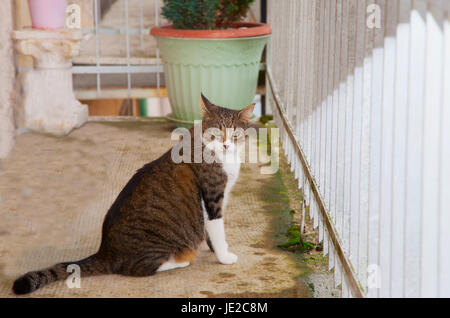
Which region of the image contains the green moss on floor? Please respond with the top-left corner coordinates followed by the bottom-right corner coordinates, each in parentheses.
top-left (254, 166), bottom-right (313, 296)
top-left (269, 148), bottom-right (337, 296)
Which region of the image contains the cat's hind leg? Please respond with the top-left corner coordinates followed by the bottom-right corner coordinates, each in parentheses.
top-left (124, 256), bottom-right (166, 277)
top-left (157, 249), bottom-right (196, 272)
top-left (156, 256), bottom-right (189, 272)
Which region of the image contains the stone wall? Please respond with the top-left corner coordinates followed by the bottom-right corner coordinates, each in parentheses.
top-left (0, 0), bottom-right (16, 159)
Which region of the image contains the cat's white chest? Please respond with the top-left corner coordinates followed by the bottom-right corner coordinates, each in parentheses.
top-left (223, 161), bottom-right (240, 186)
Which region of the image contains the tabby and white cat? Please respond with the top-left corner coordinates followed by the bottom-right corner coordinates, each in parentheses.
top-left (12, 94), bottom-right (254, 295)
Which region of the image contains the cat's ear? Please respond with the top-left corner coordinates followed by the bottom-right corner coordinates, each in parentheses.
top-left (200, 93), bottom-right (214, 115)
top-left (238, 103), bottom-right (255, 123)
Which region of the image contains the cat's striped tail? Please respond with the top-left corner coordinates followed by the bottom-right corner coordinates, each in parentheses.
top-left (12, 254), bottom-right (108, 295)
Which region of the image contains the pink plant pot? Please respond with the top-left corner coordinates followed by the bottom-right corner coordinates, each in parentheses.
top-left (28, 0), bottom-right (67, 29)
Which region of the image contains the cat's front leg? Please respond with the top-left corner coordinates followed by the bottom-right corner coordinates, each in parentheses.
top-left (205, 218), bottom-right (237, 265)
top-left (203, 190), bottom-right (237, 265)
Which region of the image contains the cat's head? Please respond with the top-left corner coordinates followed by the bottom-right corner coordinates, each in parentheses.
top-left (200, 93), bottom-right (254, 154)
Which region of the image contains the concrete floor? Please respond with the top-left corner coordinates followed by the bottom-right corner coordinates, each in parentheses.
top-left (0, 120), bottom-right (334, 297)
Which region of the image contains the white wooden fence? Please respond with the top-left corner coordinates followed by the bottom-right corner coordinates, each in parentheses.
top-left (266, 0), bottom-right (450, 297)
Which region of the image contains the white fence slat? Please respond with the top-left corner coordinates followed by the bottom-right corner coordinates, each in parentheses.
top-left (342, 275), bottom-right (350, 298)
top-left (336, 0), bottom-right (349, 252)
top-left (292, 0), bottom-right (299, 156)
top-left (421, 2), bottom-right (444, 298)
top-left (349, 0), bottom-right (366, 279)
top-left (343, 0), bottom-right (357, 255)
top-left (298, 156), bottom-right (304, 189)
top-left (329, 240), bottom-right (335, 271)
top-left (306, 0), bottom-right (317, 175)
top-left (307, 183), bottom-right (312, 218)
top-left (320, 0), bottom-right (329, 196)
top-left (287, 0), bottom-right (295, 123)
top-left (334, 252), bottom-right (342, 288)
top-left (306, 0), bottom-right (313, 165)
top-left (295, 1), bottom-right (302, 142)
top-left (323, 227), bottom-right (329, 256)
top-left (358, 0), bottom-right (375, 291)
top-left (313, 199), bottom-right (319, 229)
top-left (280, 0), bottom-right (286, 107)
top-left (314, 0), bottom-right (322, 192)
top-left (378, 0), bottom-right (398, 298)
top-left (311, 0), bottom-right (317, 168)
top-left (330, 0), bottom-right (342, 230)
top-left (404, 0), bottom-right (426, 298)
top-left (325, 0), bottom-right (336, 214)
top-left (319, 214), bottom-right (324, 243)
top-left (439, 9), bottom-right (450, 298)
top-left (366, 0), bottom-right (385, 298)
top-left (309, 1), bottom-right (319, 229)
top-left (390, 0), bottom-right (411, 297)
top-left (300, 0), bottom-right (307, 149)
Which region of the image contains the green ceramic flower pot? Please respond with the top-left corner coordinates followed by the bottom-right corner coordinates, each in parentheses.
top-left (151, 23), bottom-right (271, 127)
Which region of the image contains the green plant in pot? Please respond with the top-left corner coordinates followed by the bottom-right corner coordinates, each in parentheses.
top-left (151, 0), bottom-right (271, 127)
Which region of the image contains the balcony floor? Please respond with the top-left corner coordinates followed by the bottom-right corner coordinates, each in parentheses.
top-left (0, 120), bottom-right (334, 297)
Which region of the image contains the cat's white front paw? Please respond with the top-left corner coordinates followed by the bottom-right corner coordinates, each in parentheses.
top-left (217, 251), bottom-right (238, 265)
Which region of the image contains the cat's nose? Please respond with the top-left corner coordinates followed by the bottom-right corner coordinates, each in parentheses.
top-left (223, 144), bottom-right (229, 149)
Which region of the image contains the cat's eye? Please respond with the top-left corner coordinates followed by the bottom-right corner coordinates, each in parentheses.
top-left (211, 128), bottom-right (222, 137)
top-left (232, 131), bottom-right (241, 138)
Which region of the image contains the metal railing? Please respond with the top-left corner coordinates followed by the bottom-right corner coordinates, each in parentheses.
top-left (73, 0), bottom-right (164, 99)
top-left (266, 0), bottom-right (450, 297)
